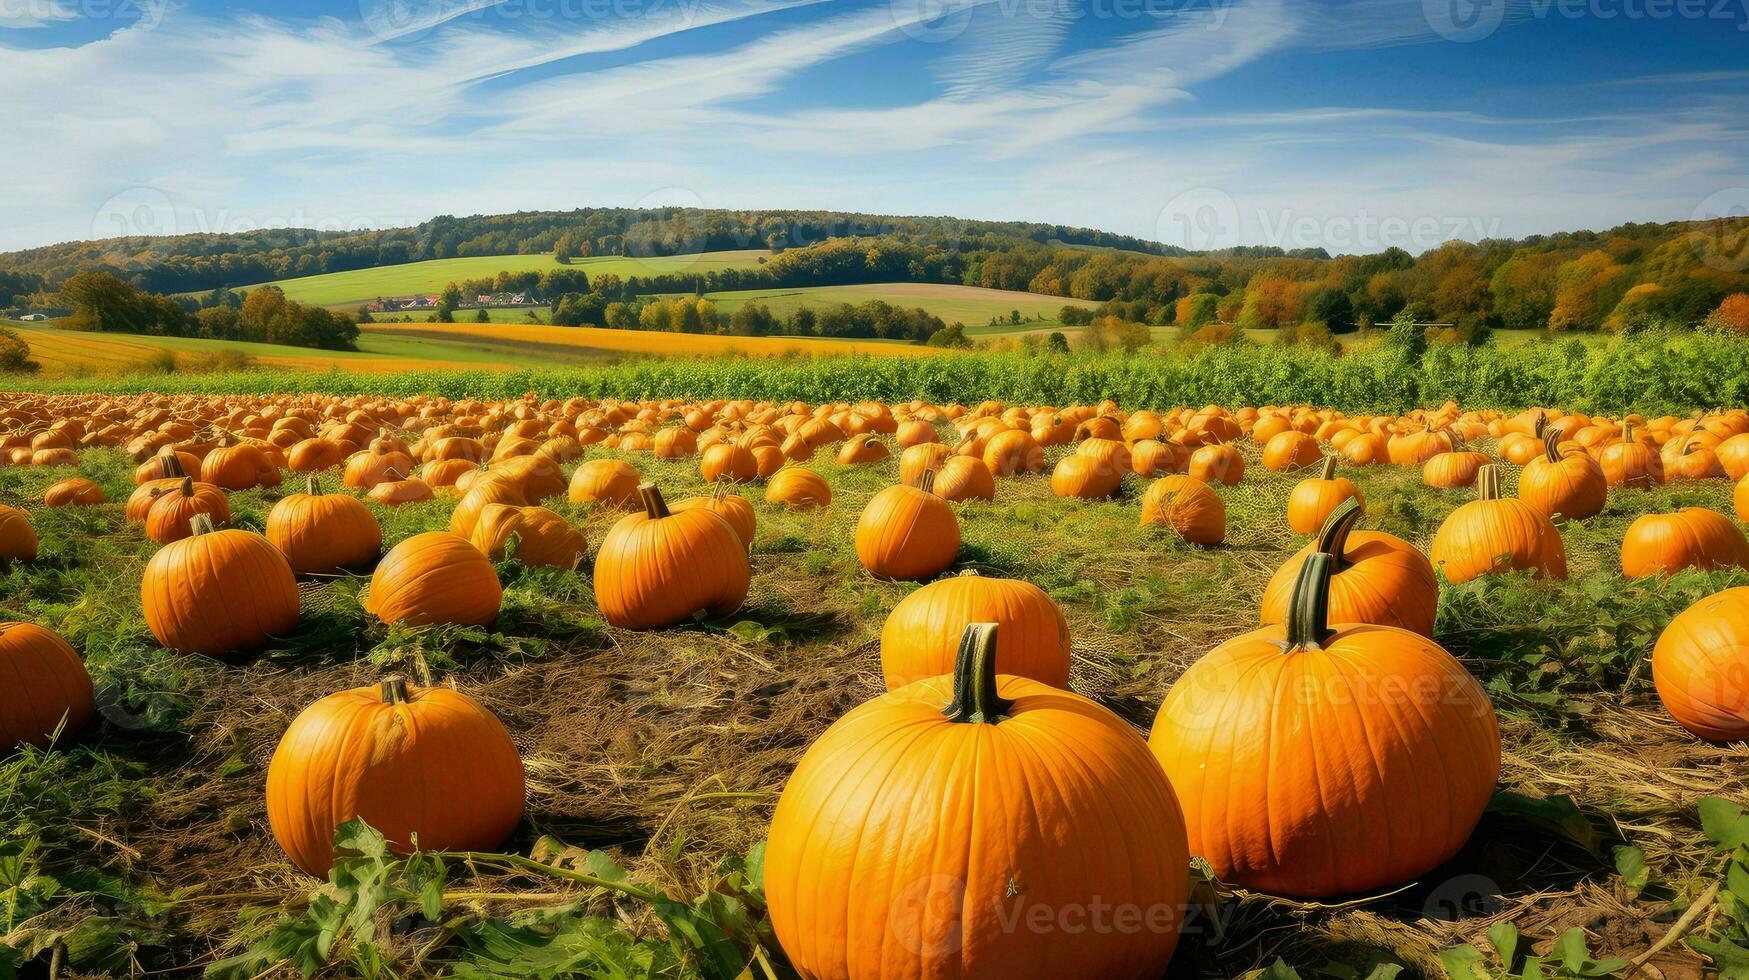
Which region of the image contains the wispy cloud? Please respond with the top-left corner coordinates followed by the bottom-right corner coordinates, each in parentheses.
top-left (1, 0), bottom-right (77, 28)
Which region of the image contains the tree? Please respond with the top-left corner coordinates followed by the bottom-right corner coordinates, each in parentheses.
top-left (1237, 277), bottom-right (1303, 330)
top-left (1549, 251), bottom-right (1625, 332)
top-left (0, 326), bottom-right (39, 373)
top-left (1047, 332), bottom-right (1070, 354)
top-left (435, 282), bottom-right (462, 323)
top-left (1382, 308), bottom-right (1427, 364)
top-left (1303, 287), bottom-right (1355, 332)
top-left (926, 323), bottom-right (971, 348)
top-left (1706, 293), bottom-right (1749, 334)
top-left (474, 306), bottom-right (491, 323)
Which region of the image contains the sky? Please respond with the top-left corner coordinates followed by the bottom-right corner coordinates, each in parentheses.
top-left (2, 0), bottom-right (1747, 255)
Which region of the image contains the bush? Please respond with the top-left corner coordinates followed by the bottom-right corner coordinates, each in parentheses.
top-left (0, 326), bottom-right (40, 373)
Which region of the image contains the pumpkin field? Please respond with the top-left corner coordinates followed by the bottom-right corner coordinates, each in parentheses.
top-left (5, 378), bottom-right (1749, 980)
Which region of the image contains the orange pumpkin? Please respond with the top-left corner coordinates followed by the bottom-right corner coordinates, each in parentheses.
top-left (43, 477), bottom-right (106, 508)
top-left (1599, 425), bottom-right (1664, 489)
top-left (266, 477), bottom-right (382, 573)
top-left (567, 459), bottom-right (642, 506)
top-left (764, 467), bottom-right (831, 509)
top-left (202, 440), bottom-right (282, 491)
top-left (343, 449), bottom-right (415, 490)
top-left (1621, 508), bottom-right (1749, 577)
top-left (1261, 430), bottom-right (1321, 472)
top-left (367, 532), bottom-right (502, 626)
top-left (0, 505), bottom-right (38, 564)
top-left (1518, 430), bottom-right (1606, 521)
top-left (672, 482), bottom-right (757, 550)
top-left (1148, 552), bottom-right (1499, 897)
top-left (0, 622), bottom-right (95, 750)
top-left (1286, 456), bottom-right (1363, 534)
top-left (593, 483), bottom-right (751, 630)
top-left (899, 443), bottom-right (954, 487)
top-left (451, 476), bottom-right (528, 539)
top-left (932, 455), bottom-right (996, 502)
top-left (367, 476), bottom-right (435, 507)
top-left (1421, 432), bottom-right (1489, 489)
top-left (286, 437), bottom-right (348, 473)
top-left (142, 516), bottom-right (300, 654)
top-left (1188, 443), bottom-right (1244, 486)
top-left (767, 623), bottom-right (1191, 979)
top-left (1430, 465), bottom-right (1567, 584)
top-left (837, 433), bottom-right (891, 466)
top-left (1139, 475), bottom-right (1225, 545)
top-left (1130, 439), bottom-right (1184, 477)
top-left (880, 571), bottom-right (1070, 690)
top-left (699, 443), bottom-right (758, 483)
top-left (1738, 472), bottom-right (1749, 523)
top-left (854, 473), bottom-right (960, 580)
top-left (1261, 499), bottom-right (1438, 636)
top-left (468, 503), bottom-right (585, 568)
top-left (266, 677), bottom-right (525, 875)
top-left (145, 477), bottom-right (232, 544)
top-left (1050, 453), bottom-right (1122, 499)
top-left (134, 450), bottom-right (199, 485)
top-left (1653, 587), bottom-right (1749, 742)
top-left (981, 429), bottom-right (1044, 475)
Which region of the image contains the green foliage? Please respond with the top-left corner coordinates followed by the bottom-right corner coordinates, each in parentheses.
top-left (0, 326), bottom-right (39, 373)
top-left (1688, 797), bottom-right (1749, 976)
top-left (1441, 922), bottom-right (1628, 978)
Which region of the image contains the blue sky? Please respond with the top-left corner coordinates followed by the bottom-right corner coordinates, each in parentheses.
top-left (2, 0), bottom-right (1746, 254)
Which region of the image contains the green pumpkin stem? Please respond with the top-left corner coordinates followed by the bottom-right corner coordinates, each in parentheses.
top-left (1477, 464), bottom-right (1502, 501)
top-left (1315, 498), bottom-right (1364, 571)
top-left (381, 676), bottom-right (411, 704)
top-left (639, 482), bottom-right (671, 520)
top-left (942, 622), bottom-right (1011, 724)
top-left (307, 475), bottom-right (321, 495)
top-left (1542, 429), bottom-right (1564, 464)
top-left (1533, 411), bottom-right (1546, 439)
top-left (1283, 551), bottom-right (1335, 653)
top-left (920, 468), bottom-right (938, 496)
top-left (1317, 455), bottom-right (1338, 481)
top-left (188, 512), bottom-right (216, 537)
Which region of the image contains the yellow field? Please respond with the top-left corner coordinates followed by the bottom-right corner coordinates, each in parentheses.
top-left (7, 321), bottom-right (510, 377)
top-left (361, 321), bottom-right (947, 358)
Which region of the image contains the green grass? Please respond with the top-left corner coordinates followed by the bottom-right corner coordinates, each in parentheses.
top-left (675, 282), bottom-right (1100, 333)
top-left (237, 249), bottom-right (774, 308)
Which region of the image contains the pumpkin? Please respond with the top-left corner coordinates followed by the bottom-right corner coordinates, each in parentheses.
top-left (854, 472), bottom-right (960, 581)
top-left (420, 457), bottom-right (478, 488)
top-left (672, 482), bottom-right (757, 550)
top-left (880, 571), bottom-right (1070, 690)
top-left (593, 483), bottom-right (751, 630)
top-left (1666, 436), bottom-right (1726, 481)
top-left (202, 440), bottom-right (282, 491)
top-left (1139, 475), bottom-right (1225, 545)
top-left (767, 623), bottom-right (1191, 979)
top-left (1188, 443), bottom-right (1245, 486)
top-left (764, 467), bottom-right (831, 509)
top-left (0, 505), bottom-right (38, 564)
top-left (367, 532), bottom-right (502, 626)
top-left (266, 477), bottom-right (382, 573)
top-left (142, 515), bottom-right (300, 654)
top-left (1421, 432), bottom-right (1489, 489)
top-left (1738, 473), bottom-right (1749, 523)
top-left (43, 477), bottom-right (106, 508)
top-left (1148, 552), bottom-right (1500, 897)
top-left (489, 454), bottom-right (568, 502)
top-left (981, 429), bottom-right (1044, 475)
top-left (1261, 499), bottom-right (1438, 636)
top-left (0, 622), bottom-right (95, 750)
top-left (1050, 452), bottom-right (1122, 499)
top-left (134, 450), bottom-right (198, 485)
top-left (652, 427), bottom-right (698, 459)
top-left (1720, 433), bottom-right (1749, 480)
top-left (1261, 430), bottom-right (1321, 472)
top-left (266, 677), bottom-right (525, 875)
top-left (899, 443), bottom-right (954, 487)
top-left (367, 476), bottom-right (435, 507)
top-left (1653, 587), bottom-right (1749, 742)
top-left (286, 437), bottom-right (348, 472)
top-left (1498, 413), bottom-right (1547, 465)
top-left (1430, 465), bottom-right (1567, 583)
top-left (127, 453), bottom-right (193, 520)
top-left (1286, 456), bottom-right (1363, 534)
top-left (145, 477), bottom-right (232, 544)
top-left (1599, 425), bottom-right (1664, 488)
top-left (699, 443), bottom-right (758, 483)
top-left (895, 419), bottom-right (938, 446)
top-left (343, 449), bottom-right (415, 490)
top-left (932, 455), bottom-right (996, 502)
top-left (451, 476), bottom-right (528, 539)
top-left (1518, 429), bottom-right (1606, 521)
top-left (1339, 432), bottom-right (1387, 465)
top-left (468, 503), bottom-right (585, 568)
top-left (1621, 508), bottom-right (1749, 577)
top-left (837, 433), bottom-right (891, 466)
top-left (568, 459), bottom-right (642, 506)
top-left (1130, 439), bottom-right (1184, 477)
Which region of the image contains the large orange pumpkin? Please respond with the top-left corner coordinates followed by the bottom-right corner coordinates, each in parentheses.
top-left (1599, 425), bottom-right (1664, 489)
top-left (1261, 499), bottom-right (1438, 637)
top-left (981, 429), bottom-right (1044, 475)
top-left (567, 459), bottom-right (642, 506)
top-left (1188, 443), bottom-right (1244, 486)
top-left (880, 571), bottom-right (1070, 690)
top-left (1286, 456), bottom-right (1363, 534)
top-left (468, 503), bottom-right (585, 568)
top-left (671, 482), bottom-right (756, 550)
top-left (266, 477), bottom-right (383, 573)
top-left (1050, 453), bottom-right (1122, 499)
top-left (145, 477), bottom-right (232, 544)
top-left (1621, 508), bottom-right (1749, 577)
top-left (764, 467), bottom-right (832, 509)
top-left (932, 455), bottom-right (996, 502)
top-left (1148, 552), bottom-right (1499, 897)
top-left (767, 623), bottom-right (1191, 979)
top-left (854, 473), bottom-right (960, 580)
top-left (202, 440), bottom-right (282, 491)
top-left (142, 516), bottom-right (300, 654)
top-left (1139, 475), bottom-right (1225, 544)
top-left (593, 483), bottom-right (750, 630)
top-left (0, 505), bottom-right (38, 564)
top-left (1653, 587), bottom-right (1749, 742)
top-left (1261, 430), bottom-right (1321, 472)
top-left (1518, 429), bottom-right (1606, 521)
top-left (43, 477), bottom-right (106, 508)
top-left (0, 622), bottom-right (95, 750)
top-left (1430, 465), bottom-right (1567, 583)
top-left (266, 677), bottom-right (525, 875)
top-left (368, 532), bottom-right (502, 626)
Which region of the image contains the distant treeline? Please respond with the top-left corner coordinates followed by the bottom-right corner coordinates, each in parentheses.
top-left (58, 273), bottom-right (358, 351)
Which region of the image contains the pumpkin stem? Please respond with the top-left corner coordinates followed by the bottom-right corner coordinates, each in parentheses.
top-left (189, 512), bottom-right (216, 537)
top-left (1317, 455), bottom-right (1337, 481)
top-left (179, 476), bottom-right (194, 496)
top-left (1282, 552), bottom-right (1335, 653)
top-left (160, 450), bottom-right (185, 479)
top-left (1441, 429), bottom-right (1462, 453)
top-left (306, 475), bottom-right (321, 495)
top-left (638, 482), bottom-right (671, 520)
top-left (381, 676), bottom-right (411, 704)
top-left (1542, 429), bottom-right (1563, 464)
top-left (1533, 411), bottom-right (1546, 439)
top-left (711, 479), bottom-right (730, 503)
top-left (920, 468), bottom-right (938, 495)
top-left (1315, 498), bottom-right (1364, 571)
top-left (942, 622), bottom-right (1012, 724)
top-left (1477, 464), bottom-right (1502, 501)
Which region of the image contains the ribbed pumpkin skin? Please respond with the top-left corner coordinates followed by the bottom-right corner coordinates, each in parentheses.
top-left (593, 501), bottom-right (750, 630)
top-left (265, 684), bottom-right (525, 875)
top-left (267, 487), bottom-right (382, 573)
top-left (1139, 475), bottom-right (1225, 544)
top-left (1286, 472), bottom-right (1362, 534)
top-left (1653, 587), bottom-right (1749, 741)
top-left (764, 468), bottom-right (832, 509)
top-left (1519, 451), bottom-right (1607, 520)
top-left (898, 444), bottom-right (954, 487)
top-left (879, 575), bottom-right (1070, 690)
top-left (1261, 431), bottom-right (1321, 472)
top-left (1148, 623), bottom-right (1499, 897)
top-left (1622, 508), bottom-right (1749, 577)
top-left (1188, 444), bottom-right (1245, 486)
top-left (1422, 450), bottom-right (1489, 489)
top-left (43, 477), bottom-right (106, 508)
top-left (0, 505), bottom-right (39, 563)
top-left (1430, 497), bottom-right (1567, 584)
top-left (932, 456), bottom-right (995, 502)
top-left (287, 438), bottom-right (347, 472)
top-left (1050, 453), bottom-right (1122, 499)
top-left (981, 429), bottom-right (1044, 475)
top-left (0, 623), bottom-right (95, 750)
top-left (1737, 473), bottom-right (1749, 523)
top-left (699, 443), bottom-right (758, 483)
top-left (468, 504), bottom-right (584, 568)
top-left (766, 674), bottom-right (1190, 980)
top-left (368, 532), bottom-right (502, 627)
top-left (1600, 440), bottom-right (1664, 489)
top-left (1260, 531), bottom-right (1438, 636)
top-left (451, 477), bottom-right (527, 539)
top-left (142, 529), bottom-right (300, 654)
top-left (202, 443), bottom-right (282, 491)
top-left (854, 484), bottom-right (960, 581)
top-left (567, 459), bottom-right (642, 506)
top-left (145, 480), bottom-right (232, 544)
top-left (672, 493), bottom-right (757, 550)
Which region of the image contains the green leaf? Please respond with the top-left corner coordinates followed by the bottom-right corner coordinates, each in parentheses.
top-left (1551, 929), bottom-right (1588, 973)
top-left (1612, 844), bottom-right (1649, 899)
top-left (1487, 792), bottom-right (1604, 858)
top-left (1259, 958), bottom-right (1303, 980)
top-left (1689, 936), bottom-right (1749, 979)
top-left (1487, 919), bottom-right (1519, 968)
top-left (1436, 945), bottom-right (1486, 980)
top-left (1700, 797), bottom-right (1749, 850)
top-left (585, 849), bottom-right (630, 885)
